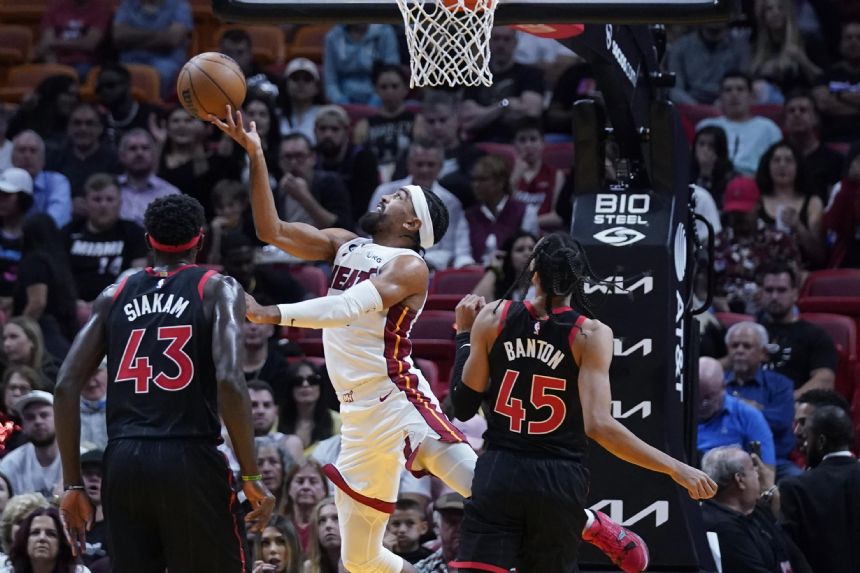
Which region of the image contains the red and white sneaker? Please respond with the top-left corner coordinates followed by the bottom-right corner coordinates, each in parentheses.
top-left (582, 510), bottom-right (650, 573)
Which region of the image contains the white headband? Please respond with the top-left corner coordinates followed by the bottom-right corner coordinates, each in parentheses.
top-left (404, 185), bottom-right (434, 249)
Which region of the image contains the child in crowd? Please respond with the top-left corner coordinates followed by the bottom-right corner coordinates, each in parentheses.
top-left (510, 118), bottom-right (565, 231)
top-left (387, 498), bottom-right (433, 564)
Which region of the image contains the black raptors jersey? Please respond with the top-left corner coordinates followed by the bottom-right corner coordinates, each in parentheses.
top-left (105, 265), bottom-right (220, 441)
top-left (485, 300), bottom-right (588, 460)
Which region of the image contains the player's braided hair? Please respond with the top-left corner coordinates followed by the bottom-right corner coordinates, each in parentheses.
top-left (143, 194), bottom-right (205, 250)
top-left (503, 231), bottom-right (599, 318)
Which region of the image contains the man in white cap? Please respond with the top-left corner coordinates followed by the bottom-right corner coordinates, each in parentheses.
top-left (0, 390), bottom-right (62, 498)
top-left (215, 108), bottom-right (475, 573)
top-left (0, 167), bottom-right (34, 299)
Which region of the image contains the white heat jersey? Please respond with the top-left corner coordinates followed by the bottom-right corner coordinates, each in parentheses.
top-left (322, 238), bottom-right (430, 396)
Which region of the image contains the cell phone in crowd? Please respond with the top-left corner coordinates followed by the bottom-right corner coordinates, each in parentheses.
top-left (749, 440), bottom-right (762, 458)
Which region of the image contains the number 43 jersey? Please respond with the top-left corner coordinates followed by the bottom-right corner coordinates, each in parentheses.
top-left (105, 265), bottom-right (220, 441)
top-left (485, 300), bottom-right (589, 460)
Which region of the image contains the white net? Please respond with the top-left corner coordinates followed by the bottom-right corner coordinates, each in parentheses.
top-left (395, 0), bottom-right (497, 87)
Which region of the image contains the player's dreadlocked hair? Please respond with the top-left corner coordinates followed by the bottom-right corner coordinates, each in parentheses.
top-left (504, 231), bottom-right (600, 317)
top-left (421, 186), bottom-right (449, 247)
top-left (144, 194), bottom-right (206, 250)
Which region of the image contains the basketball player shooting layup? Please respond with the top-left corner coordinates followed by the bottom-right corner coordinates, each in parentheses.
top-left (212, 108), bottom-right (665, 573)
top-left (449, 233), bottom-right (718, 573)
top-left (53, 195), bottom-right (275, 572)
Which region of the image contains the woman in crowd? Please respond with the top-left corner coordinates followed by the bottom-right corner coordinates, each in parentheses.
top-left (284, 462), bottom-right (328, 555)
top-left (279, 58), bottom-right (325, 144)
top-left (152, 107), bottom-right (238, 216)
top-left (750, 0), bottom-right (821, 99)
top-left (1, 506), bottom-right (90, 572)
top-left (0, 366), bottom-right (43, 456)
top-left (756, 141), bottom-right (826, 267)
top-left (279, 361), bottom-right (338, 455)
top-left (689, 126), bottom-right (735, 207)
top-left (2, 317), bottom-right (59, 387)
top-left (12, 214), bottom-right (79, 359)
top-left (303, 498), bottom-right (341, 573)
top-left (0, 494), bottom-right (50, 560)
top-left (465, 155), bottom-right (539, 265)
top-left (471, 231), bottom-right (537, 302)
top-left (254, 515), bottom-right (302, 573)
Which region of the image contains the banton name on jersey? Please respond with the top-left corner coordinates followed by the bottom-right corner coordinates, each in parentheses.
top-left (123, 293), bottom-right (190, 322)
top-left (502, 338), bottom-right (565, 370)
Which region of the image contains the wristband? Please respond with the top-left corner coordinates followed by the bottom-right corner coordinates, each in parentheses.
top-left (241, 474), bottom-right (263, 482)
top-left (64, 484), bottom-right (86, 492)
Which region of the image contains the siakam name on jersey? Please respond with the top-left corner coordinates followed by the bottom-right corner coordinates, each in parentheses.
top-left (124, 293), bottom-right (190, 322)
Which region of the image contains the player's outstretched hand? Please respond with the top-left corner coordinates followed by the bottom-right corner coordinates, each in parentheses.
top-left (59, 489), bottom-right (95, 557)
top-left (245, 293), bottom-right (280, 325)
top-left (671, 463), bottom-right (718, 500)
top-left (208, 105), bottom-right (262, 153)
top-left (455, 294), bottom-right (486, 333)
top-left (243, 480), bottom-right (276, 534)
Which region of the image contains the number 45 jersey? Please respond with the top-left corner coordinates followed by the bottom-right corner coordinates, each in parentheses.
top-left (486, 300), bottom-right (589, 460)
top-left (105, 265), bottom-right (220, 441)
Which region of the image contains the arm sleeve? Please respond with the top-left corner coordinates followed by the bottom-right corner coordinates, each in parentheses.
top-left (45, 173), bottom-right (72, 229)
top-left (277, 279), bottom-right (382, 329)
top-left (323, 31), bottom-right (347, 105)
top-left (450, 332), bottom-right (484, 421)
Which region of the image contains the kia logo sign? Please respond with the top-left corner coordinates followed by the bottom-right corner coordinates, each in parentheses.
top-left (593, 226), bottom-right (645, 247)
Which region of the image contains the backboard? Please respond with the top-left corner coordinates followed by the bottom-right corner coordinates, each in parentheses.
top-left (213, 0), bottom-right (730, 25)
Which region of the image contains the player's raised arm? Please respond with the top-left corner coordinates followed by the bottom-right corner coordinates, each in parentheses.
top-left (54, 286), bottom-right (115, 555)
top-left (209, 275), bottom-right (274, 532)
top-left (210, 106), bottom-right (356, 263)
top-left (574, 319), bottom-right (718, 501)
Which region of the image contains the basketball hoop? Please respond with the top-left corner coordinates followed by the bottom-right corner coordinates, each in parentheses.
top-left (395, 0), bottom-right (497, 87)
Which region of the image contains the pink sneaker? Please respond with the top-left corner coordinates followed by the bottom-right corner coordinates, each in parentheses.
top-left (582, 510), bottom-right (650, 573)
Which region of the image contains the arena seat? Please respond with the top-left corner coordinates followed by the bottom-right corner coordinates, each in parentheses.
top-left (429, 267), bottom-right (484, 295)
top-left (288, 265), bottom-right (329, 298)
top-left (286, 25), bottom-right (331, 63)
top-left (214, 25), bottom-right (286, 66)
top-left (81, 64), bottom-right (162, 104)
top-left (801, 312), bottom-right (858, 401)
top-left (0, 63), bottom-right (78, 103)
top-left (474, 142), bottom-right (515, 167)
top-left (798, 270), bottom-right (860, 343)
top-left (542, 141), bottom-right (575, 173)
top-left (424, 294), bottom-right (464, 312)
top-left (0, 25), bottom-right (33, 68)
top-left (414, 357), bottom-right (444, 397)
top-left (342, 103), bottom-right (378, 126)
top-left (410, 310), bottom-right (455, 340)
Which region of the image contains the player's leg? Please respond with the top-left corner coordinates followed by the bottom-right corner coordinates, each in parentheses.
top-left (450, 449), bottom-right (522, 573)
top-left (158, 442), bottom-right (251, 573)
top-left (410, 438), bottom-right (477, 497)
top-left (101, 440), bottom-right (167, 573)
top-left (335, 488), bottom-right (417, 573)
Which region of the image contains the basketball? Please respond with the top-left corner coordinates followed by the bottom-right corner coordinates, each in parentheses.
top-left (176, 52), bottom-right (247, 121)
top-left (441, 0), bottom-right (492, 12)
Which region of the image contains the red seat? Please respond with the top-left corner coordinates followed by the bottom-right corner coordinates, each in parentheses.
top-left (411, 310), bottom-right (455, 340)
top-left (411, 340), bottom-right (456, 390)
top-left (288, 265), bottom-right (329, 298)
top-left (714, 312), bottom-right (755, 329)
top-left (475, 142), bottom-right (516, 167)
top-left (542, 142), bottom-right (574, 173)
top-left (429, 268), bottom-right (484, 295)
top-left (424, 294), bottom-right (464, 311)
top-left (415, 357), bottom-right (446, 398)
top-left (800, 269), bottom-right (860, 298)
top-left (801, 312), bottom-right (858, 401)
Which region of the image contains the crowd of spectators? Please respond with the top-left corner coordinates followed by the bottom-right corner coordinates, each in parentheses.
top-left (0, 0), bottom-right (857, 571)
